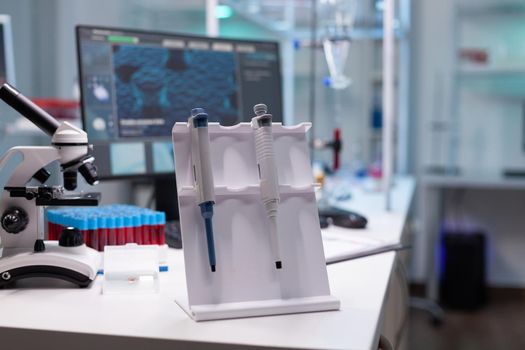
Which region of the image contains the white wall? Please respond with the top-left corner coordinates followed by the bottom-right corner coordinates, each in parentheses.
top-left (0, 0), bottom-right (36, 95)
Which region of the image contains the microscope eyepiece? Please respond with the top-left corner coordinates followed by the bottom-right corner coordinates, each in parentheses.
top-left (0, 83), bottom-right (101, 191)
top-left (79, 162), bottom-right (99, 186)
top-left (0, 83), bottom-right (61, 137)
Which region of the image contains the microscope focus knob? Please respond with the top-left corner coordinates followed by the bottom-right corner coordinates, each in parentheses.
top-left (59, 227), bottom-right (84, 247)
top-left (1, 207), bottom-right (29, 234)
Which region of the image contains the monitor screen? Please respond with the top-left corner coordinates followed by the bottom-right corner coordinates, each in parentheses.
top-left (76, 26), bottom-right (283, 179)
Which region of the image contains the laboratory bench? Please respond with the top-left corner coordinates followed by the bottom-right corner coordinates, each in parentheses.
top-left (421, 174), bottom-right (525, 303)
top-left (0, 177), bottom-right (415, 350)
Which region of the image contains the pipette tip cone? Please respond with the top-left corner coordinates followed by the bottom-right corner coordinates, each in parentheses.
top-left (275, 261), bottom-right (282, 269)
top-left (211, 265), bottom-right (216, 272)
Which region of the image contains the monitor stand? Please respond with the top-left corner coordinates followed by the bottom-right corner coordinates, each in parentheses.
top-left (154, 176), bottom-right (182, 248)
top-left (154, 176), bottom-right (179, 221)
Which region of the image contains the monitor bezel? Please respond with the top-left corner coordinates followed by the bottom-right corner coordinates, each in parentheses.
top-left (0, 14), bottom-right (16, 86)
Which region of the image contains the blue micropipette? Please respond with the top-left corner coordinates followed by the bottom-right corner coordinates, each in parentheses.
top-left (189, 108), bottom-right (217, 272)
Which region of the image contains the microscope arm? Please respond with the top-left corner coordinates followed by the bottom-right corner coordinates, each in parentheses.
top-left (0, 146), bottom-right (59, 187)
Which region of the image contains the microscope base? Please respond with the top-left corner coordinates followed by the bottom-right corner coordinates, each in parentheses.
top-left (0, 241), bottom-right (100, 287)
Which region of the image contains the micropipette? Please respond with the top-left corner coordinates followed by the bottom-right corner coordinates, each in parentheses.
top-left (189, 108), bottom-right (217, 272)
top-left (251, 103), bottom-right (282, 269)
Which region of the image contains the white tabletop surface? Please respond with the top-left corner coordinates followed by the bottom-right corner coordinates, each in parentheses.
top-left (0, 177), bottom-right (415, 350)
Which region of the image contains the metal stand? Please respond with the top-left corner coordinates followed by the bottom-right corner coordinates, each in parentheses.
top-left (410, 297), bottom-right (444, 326)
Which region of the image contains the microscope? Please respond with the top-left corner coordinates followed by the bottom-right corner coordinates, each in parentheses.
top-left (0, 83), bottom-right (101, 287)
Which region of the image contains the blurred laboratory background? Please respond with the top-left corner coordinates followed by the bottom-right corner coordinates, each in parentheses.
top-left (1, 0), bottom-right (524, 349)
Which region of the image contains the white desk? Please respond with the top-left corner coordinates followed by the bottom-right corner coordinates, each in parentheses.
top-left (0, 177), bottom-right (415, 350)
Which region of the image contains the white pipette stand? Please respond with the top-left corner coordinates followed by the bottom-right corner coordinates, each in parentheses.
top-left (172, 120), bottom-right (340, 321)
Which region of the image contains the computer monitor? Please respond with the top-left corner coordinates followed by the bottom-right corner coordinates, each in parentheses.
top-left (76, 25), bottom-right (283, 181)
top-left (76, 26), bottom-right (283, 220)
top-left (0, 15), bottom-right (16, 86)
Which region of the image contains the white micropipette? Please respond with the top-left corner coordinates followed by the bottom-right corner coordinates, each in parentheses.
top-left (251, 103), bottom-right (282, 269)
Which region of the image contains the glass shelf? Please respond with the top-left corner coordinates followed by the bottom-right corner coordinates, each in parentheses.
top-left (456, 67), bottom-right (525, 97)
top-left (458, 1), bottom-right (525, 17)
top-left (423, 174), bottom-right (525, 190)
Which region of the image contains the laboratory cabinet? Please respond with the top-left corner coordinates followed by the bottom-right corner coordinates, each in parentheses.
top-left (424, 0), bottom-right (525, 185)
